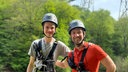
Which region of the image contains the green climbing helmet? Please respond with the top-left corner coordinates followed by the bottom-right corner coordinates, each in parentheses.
top-left (42, 13), bottom-right (58, 27)
top-left (69, 20), bottom-right (86, 34)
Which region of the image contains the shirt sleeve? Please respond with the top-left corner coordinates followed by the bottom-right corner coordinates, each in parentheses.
top-left (57, 41), bottom-right (71, 57)
top-left (28, 40), bottom-right (39, 58)
top-left (93, 44), bottom-right (107, 60)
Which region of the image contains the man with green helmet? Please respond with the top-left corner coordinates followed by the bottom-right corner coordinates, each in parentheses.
top-left (67, 19), bottom-right (116, 72)
top-left (56, 19), bottom-right (116, 72)
top-left (26, 13), bottom-right (70, 72)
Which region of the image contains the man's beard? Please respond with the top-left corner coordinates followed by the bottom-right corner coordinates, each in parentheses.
top-left (73, 38), bottom-right (84, 47)
top-left (75, 40), bottom-right (83, 47)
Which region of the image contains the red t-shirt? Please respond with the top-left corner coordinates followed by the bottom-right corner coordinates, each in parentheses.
top-left (68, 42), bottom-right (107, 72)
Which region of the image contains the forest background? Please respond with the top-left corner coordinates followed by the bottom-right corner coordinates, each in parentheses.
top-left (0, 0), bottom-right (128, 72)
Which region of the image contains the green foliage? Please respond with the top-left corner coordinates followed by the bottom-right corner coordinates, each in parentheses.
top-left (83, 9), bottom-right (115, 55)
top-left (86, 9), bottom-right (114, 42)
top-left (115, 56), bottom-right (128, 72)
top-left (113, 16), bottom-right (128, 57)
top-left (0, 0), bottom-right (16, 10)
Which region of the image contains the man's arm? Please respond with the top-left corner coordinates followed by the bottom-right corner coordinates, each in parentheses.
top-left (101, 55), bottom-right (116, 72)
top-left (26, 56), bottom-right (35, 72)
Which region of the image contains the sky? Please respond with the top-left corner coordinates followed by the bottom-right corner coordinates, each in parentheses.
top-left (70, 0), bottom-right (121, 20)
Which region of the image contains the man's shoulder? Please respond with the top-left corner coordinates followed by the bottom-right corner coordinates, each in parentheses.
top-left (84, 41), bottom-right (101, 49)
top-left (84, 41), bottom-right (94, 46)
top-left (32, 38), bottom-right (43, 43)
top-left (84, 42), bottom-right (103, 51)
top-left (56, 41), bottom-right (70, 50)
top-left (56, 41), bottom-right (65, 45)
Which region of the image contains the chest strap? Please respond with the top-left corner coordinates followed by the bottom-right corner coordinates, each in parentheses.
top-left (68, 43), bottom-right (91, 71)
top-left (34, 39), bottom-right (58, 60)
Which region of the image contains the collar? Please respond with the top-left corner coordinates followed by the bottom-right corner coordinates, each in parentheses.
top-left (74, 41), bottom-right (88, 51)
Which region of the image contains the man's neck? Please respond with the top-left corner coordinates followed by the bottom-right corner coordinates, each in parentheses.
top-left (75, 41), bottom-right (85, 50)
top-left (44, 36), bottom-right (54, 43)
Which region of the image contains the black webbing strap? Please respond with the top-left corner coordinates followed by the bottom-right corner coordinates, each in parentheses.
top-left (79, 43), bottom-right (91, 70)
top-left (35, 39), bottom-right (58, 60)
top-left (34, 39), bottom-right (42, 60)
top-left (80, 48), bottom-right (88, 62)
top-left (47, 41), bottom-right (57, 59)
top-left (61, 56), bottom-right (68, 62)
top-left (38, 39), bottom-right (42, 51)
top-left (35, 40), bottom-right (57, 72)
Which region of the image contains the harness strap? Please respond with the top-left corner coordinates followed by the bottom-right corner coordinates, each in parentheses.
top-left (34, 39), bottom-right (43, 60)
top-left (35, 39), bottom-right (58, 72)
top-left (79, 43), bottom-right (90, 65)
top-left (46, 41), bottom-right (57, 59)
top-left (78, 43), bottom-right (91, 71)
top-left (61, 56), bottom-right (68, 62)
top-left (69, 43), bottom-right (91, 71)
top-left (78, 47), bottom-right (88, 71)
top-left (35, 39), bottom-right (58, 60)
top-left (38, 39), bottom-right (43, 59)
top-left (79, 48), bottom-right (88, 63)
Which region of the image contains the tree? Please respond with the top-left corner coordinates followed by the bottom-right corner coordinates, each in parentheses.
top-left (113, 16), bottom-right (128, 57)
top-left (85, 9), bottom-right (115, 54)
